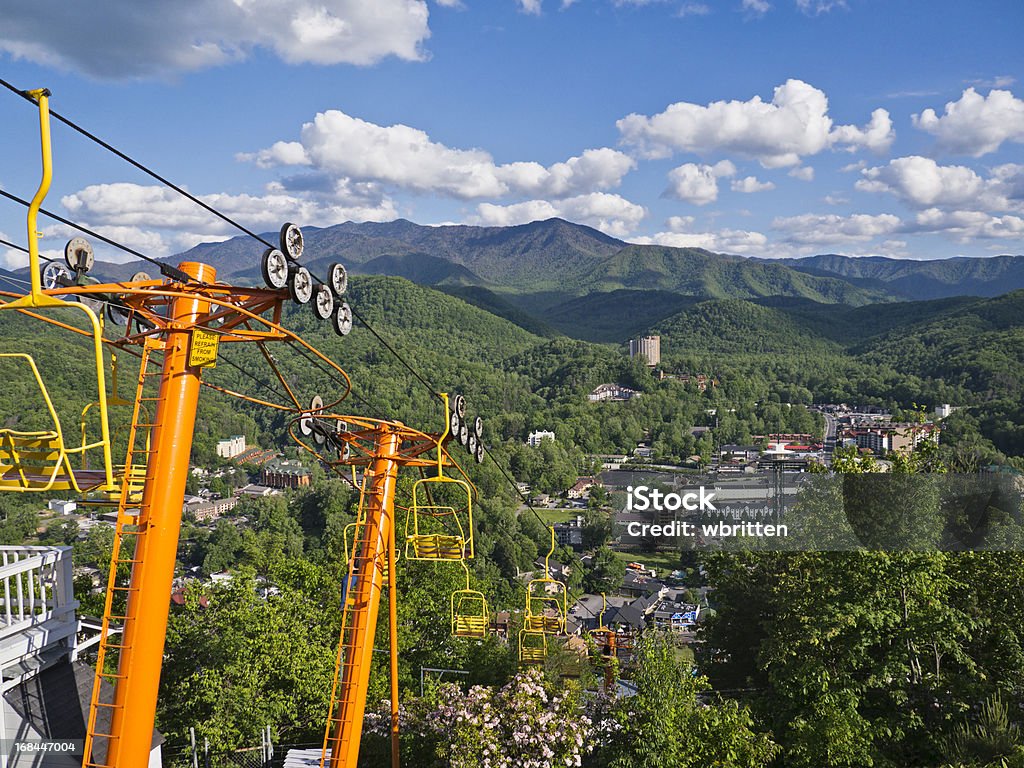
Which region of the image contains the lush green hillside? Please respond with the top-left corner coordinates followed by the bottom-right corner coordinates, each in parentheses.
top-left (654, 298), bottom-right (845, 356)
top-left (579, 245), bottom-right (890, 304)
top-left (346, 252), bottom-right (485, 286)
top-left (438, 285), bottom-right (561, 338)
top-left (774, 253), bottom-right (1024, 300)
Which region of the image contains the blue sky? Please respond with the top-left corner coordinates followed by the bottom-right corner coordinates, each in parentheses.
top-left (1, 0), bottom-right (1022, 269)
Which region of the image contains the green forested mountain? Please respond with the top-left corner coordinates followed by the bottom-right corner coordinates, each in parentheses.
top-left (576, 245), bottom-right (889, 304)
top-left (771, 252), bottom-right (1024, 300)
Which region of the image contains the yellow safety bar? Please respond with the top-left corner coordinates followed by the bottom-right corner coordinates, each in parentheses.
top-left (0, 88), bottom-right (115, 494)
top-left (405, 393), bottom-right (475, 561)
top-left (524, 527), bottom-right (567, 634)
top-left (450, 562), bottom-right (488, 639)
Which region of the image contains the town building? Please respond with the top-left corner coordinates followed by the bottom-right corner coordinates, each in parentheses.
top-left (184, 495), bottom-right (238, 522)
top-left (259, 458), bottom-right (312, 489)
top-left (588, 383), bottom-right (641, 402)
top-left (839, 422), bottom-right (939, 456)
top-left (527, 430), bottom-right (555, 448)
top-left (47, 499), bottom-right (77, 515)
top-left (215, 434), bottom-right (246, 459)
top-left (628, 335), bottom-right (661, 367)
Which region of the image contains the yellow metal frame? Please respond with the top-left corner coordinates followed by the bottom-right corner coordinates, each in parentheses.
top-left (450, 562), bottom-right (488, 638)
top-left (524, 526), bottom-right (567, 634)
top-left (80, 353), bottom-right (150, 502)
top-left (404, 393), bottom-right (475, 561)
top-left (518, 628), bottom-right (548, 665)
top-left (0, 89), bottom-right (115, 495)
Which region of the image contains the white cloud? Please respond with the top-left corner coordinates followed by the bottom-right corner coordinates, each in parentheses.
top-left (665, 215), bottom-right (696, 231)
top-left (796, 0), bottom-right (846, 13)
top-left (913, 88), bottom-right (1024, 156)
top-left (631, 228), bottom-right (768, 254)
top-left (244, 109), bottom-right (635, 200)
top-left (966, 75), bottom-right (1016, 89)
top-left (59, 182), bottom-right (398, 261)
top-left (664, 160), bottom-right (736, 204)
top-left (617, 79), bottom-right (893, 167)
top-left (824, 193), bottom-right (848, 205)
top-left (909, 209), bottom-right (1024, 242)
top-left (0, 0), bottom-right (432, 78)
top-left (741, 0), bottom-right (771, 16)
top-left (772, 212), bottom-right (901, 245)
top-left (473, 192), bottom-right (646, 237)
top-left (840, 160), bottom-right (866, 173)
top-left (517, 0), bottom-right (543, 12)
top-left (856, 156), bottom-right (1021, 213)
top-left (677, 2), bottom-right (711, 16)
top-left (788, 166), bottom-right (815, 181)
top-left (731, 176), bottom-right (776, 193)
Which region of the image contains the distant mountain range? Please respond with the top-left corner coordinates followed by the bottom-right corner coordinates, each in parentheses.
top-left (12, 217), bottom-right (1022, 343)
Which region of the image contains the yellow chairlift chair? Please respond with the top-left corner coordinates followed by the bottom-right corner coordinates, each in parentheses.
top-left (524, 527), bottom-right (567, 634)
top-left (451, 561), bottom-right (488, 638)
top-left (0, 89), bottom-right (115, 497)
top-left (405, 394), bottom-right (475, 562)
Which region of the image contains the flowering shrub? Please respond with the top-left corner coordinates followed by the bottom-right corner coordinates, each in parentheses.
top-left (365, 669), bottom-right (600, 768)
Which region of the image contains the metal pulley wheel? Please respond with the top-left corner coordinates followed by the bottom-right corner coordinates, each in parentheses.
top-left (328, 262), bottom-right (348, 296)
top-left (64, 237), bottom-right (94, 273)
top-left (474, 416), bottom-right (483, 438)
top-left (334, 420), bottom-right (352, 461)
top-left (313, 284), bottom-right (334, 320)
top-left (280, 222), bottom-right (303, 261)
top-left (475, 439), bottom-right (485, 464)
top-left (130, 271), bottom-right (152, 283)
top-left (333, 301), bottom-right (353, 336)
top-left (452, 394), bottom-right (467, 419)
top-left (310, 395), bottom-right (326, 445)
top-left (106, 302), bottom-right (130, 327)
top-left (42, 261), bottom-right (72, 290)
top-left (459, 421), bottom-right (469, 447)
top-left (449, 409), bottom-right (460, 438)
top-left (261, 248), bottom-right (289, 290)
top-left (468, 432), bottom-right (478, 456)
top-left (289, 266), bottom-right (313, 304)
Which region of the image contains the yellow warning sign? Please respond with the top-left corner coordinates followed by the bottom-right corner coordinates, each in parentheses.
top-left (189, 329), bottom-right (220, 368)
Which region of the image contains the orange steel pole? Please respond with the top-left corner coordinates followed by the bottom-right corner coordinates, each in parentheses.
top-left (328, 426), bottom-right (401, 768)
top-left (107, 262), bottom-right (215, 767)
top-left (388, 510), bottom-right (400, 768)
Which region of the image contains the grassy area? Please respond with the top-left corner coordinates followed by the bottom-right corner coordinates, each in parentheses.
top-left (534, 508), bottom-right (578, 525)
top-left (610, 549), bottom-right (681, 577)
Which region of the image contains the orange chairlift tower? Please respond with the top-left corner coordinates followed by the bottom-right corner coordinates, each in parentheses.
top-left (0, 89), bottom-right (363, 768)
top-left (289, 392), bottom-right (482, 768)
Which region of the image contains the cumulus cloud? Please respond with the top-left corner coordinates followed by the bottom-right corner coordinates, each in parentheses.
top-left (472, 193), bottom-right (646, 237)
top-left (242, 110), bottom-right (635, 200)
top-left (58, 182), bottom-right (398, 261)
top-left (788, 166), bottom-right (814, 181)
top-left (617, 79), bottom-right (893, 167)
top-left (909, 209), bottom-right (1024, 242)
top-left (731, 176), bottom-right (776, 193)
top-left (913, 88), bottom-right (1024, 156)
top-left (664, 160), bottom-right (736, 204)
top-left (0, 0), bottom-right (432, 78)
top-left (631, 228), bottom-right (768, 254)
top-left (772, 212), bottom-right (901, 245)
top-left (517, 0), bottom-right (543, 12)
top-left (856, 156), bottom-right (1022, 213)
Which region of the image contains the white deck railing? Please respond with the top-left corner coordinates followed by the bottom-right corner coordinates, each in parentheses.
top-left (0, 546), bottom-right (76, 671)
